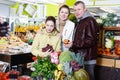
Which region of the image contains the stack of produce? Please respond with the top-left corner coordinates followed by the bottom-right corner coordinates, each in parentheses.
top-left (58, 51), bottom-right (89, 80)
top-left (0, 70), bottom-right (19, 80)
top-left (14, 22), bottom-right (45, 33)
top-left (0, 37), bottom-right (9, 52)
top-left (31, 51), bottom-right (90, 80)
top-left (31, 56), bottom-right (57, 80)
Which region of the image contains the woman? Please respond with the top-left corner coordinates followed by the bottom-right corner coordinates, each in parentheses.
top-left (32, 16), bottom-right (61, 57)
top-left (57, 5), bottom-right (75, 51)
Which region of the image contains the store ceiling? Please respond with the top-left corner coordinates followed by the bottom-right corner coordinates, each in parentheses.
top-left (0, 0), bottom-right (120, 16)
top-left (0, 0), bottom-right (16, 5)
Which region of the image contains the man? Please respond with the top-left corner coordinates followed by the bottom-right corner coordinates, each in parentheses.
top-left (0, 16), bottom-right (9, 37)
top-left (70, 1), bottom-right (99, 80)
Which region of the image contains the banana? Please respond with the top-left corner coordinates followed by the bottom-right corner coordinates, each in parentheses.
top-left (54, 70), bottom-right (65, 80)
top-left (57, 64), bottom-right (63, 70)
top-left (54, 70), bottom-right (58, 77)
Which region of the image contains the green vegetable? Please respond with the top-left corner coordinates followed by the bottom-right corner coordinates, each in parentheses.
top-left (64, 75), bottom-right (75, 80)
top-left (62, 61), bottom-right (75, 80)
top-left (99, 13), bottom-right (118, 27)
top-left (62, 61), bottom-right (73, 75)
top-left (74, 69), bottom-right (89, 80)
top-left (59, 51), bottom-right (72, 64)
top-left (70, 52), bottom-right (84, 67)
top-left (31, 56), bottom-right (57, 79)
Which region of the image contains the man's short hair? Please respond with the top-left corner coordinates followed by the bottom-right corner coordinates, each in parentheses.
top-left (74, 1), bottom-right (86, 8)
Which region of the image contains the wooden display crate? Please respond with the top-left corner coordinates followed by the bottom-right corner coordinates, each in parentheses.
top-left (96, 58), bottom-right (115, 67)
top-left (115, 60), bottom-right (120, 68)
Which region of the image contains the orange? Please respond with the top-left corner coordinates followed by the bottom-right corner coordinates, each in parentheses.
top-left (64, 39), bottom-right (70, 44)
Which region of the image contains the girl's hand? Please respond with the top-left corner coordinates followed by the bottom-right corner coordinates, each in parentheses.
top-left (37, 29), bottom-right (43, 34)
top-left (44, 49), bottom-right (52, 57)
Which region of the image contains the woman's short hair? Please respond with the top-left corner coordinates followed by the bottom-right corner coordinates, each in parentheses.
top-left (58, 5), bottom-right (70, 15)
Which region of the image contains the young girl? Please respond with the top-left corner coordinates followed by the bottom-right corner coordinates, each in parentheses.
top-left (31, 16), bottom-right (61, 57)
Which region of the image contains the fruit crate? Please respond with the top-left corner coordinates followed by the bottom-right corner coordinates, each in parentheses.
top-left (101, 27), bottom-right (120, 48)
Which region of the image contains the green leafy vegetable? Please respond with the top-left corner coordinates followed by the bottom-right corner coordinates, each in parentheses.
top-left (59, 51), bottom-right (72, 64)
top-left (70, 52), bottom-right (84, 67)
top-left (31, 56), bottom-right (57, 79)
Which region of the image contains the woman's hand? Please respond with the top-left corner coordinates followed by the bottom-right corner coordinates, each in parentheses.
top-left (57, 33), bottom-right (62, 37)
top-left (64, 41), bottom-right (73, 48)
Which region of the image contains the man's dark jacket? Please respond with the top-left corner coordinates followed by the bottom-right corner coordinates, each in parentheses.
top-left (70, 15), bottom-right (99, 61)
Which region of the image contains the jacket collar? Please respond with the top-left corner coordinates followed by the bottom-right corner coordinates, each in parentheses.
top-left (78, 10), bottom-right (94, 22)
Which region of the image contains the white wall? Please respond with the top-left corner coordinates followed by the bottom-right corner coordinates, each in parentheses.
top-left (0, 4), bottom-right (10, 17)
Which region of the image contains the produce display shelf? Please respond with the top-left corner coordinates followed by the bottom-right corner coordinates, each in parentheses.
top-left (0, 52), bottom-right (34, 69)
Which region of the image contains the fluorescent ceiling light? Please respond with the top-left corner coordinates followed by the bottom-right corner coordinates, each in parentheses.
top-left (6, 0), bottom-right (39, 5)
top-left (100, 7), bottom-right (116, 13)
top-left (37, 0), bottom-right (65, 5)
top-left (5, 0), bottom-right (65, 5)
top-left (37, 0), bottom-right (57, 5)
top-left (48, 0), bottom-right (65, 3)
